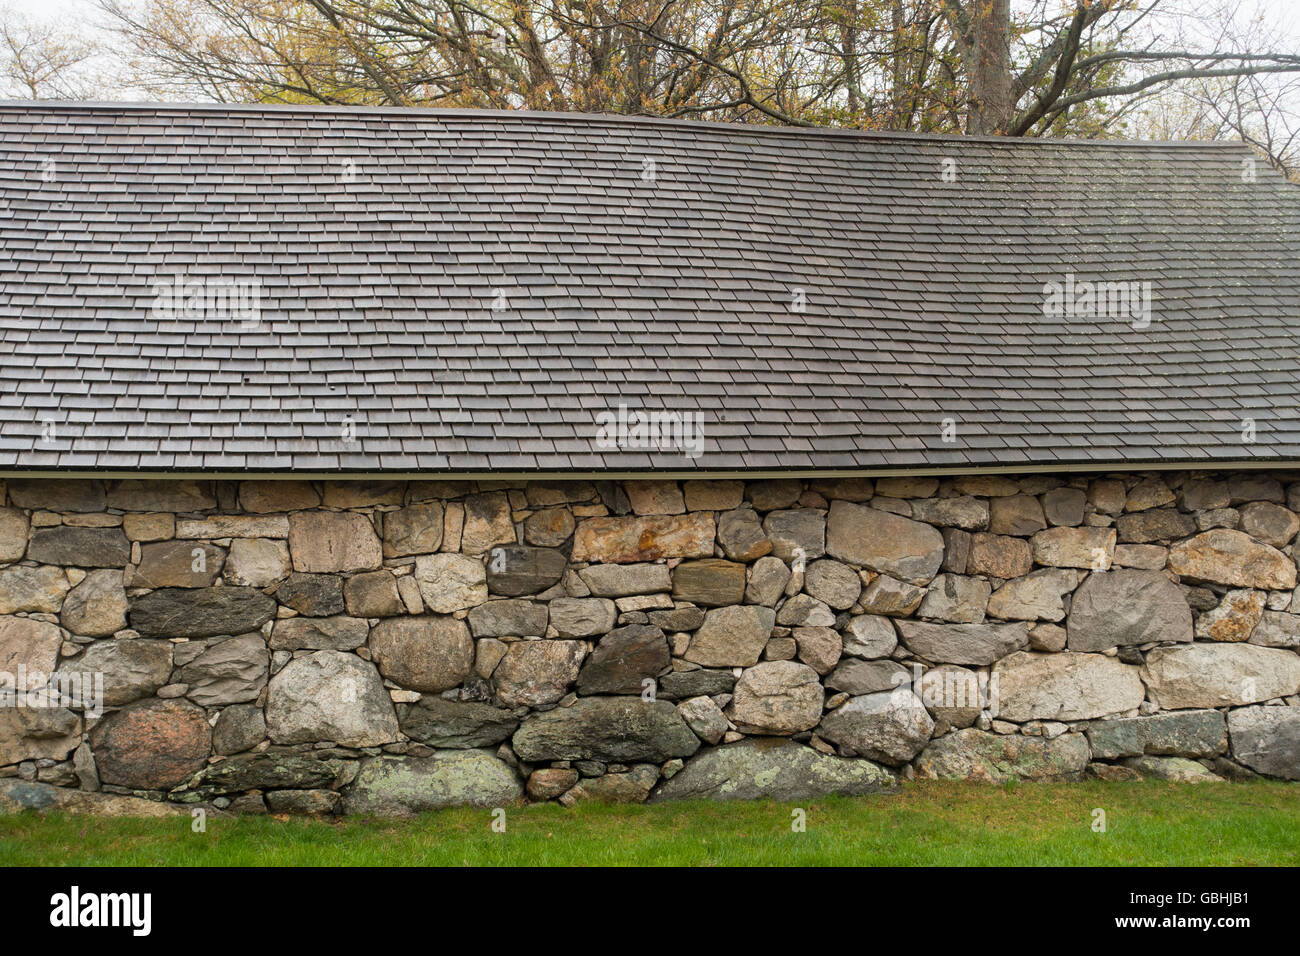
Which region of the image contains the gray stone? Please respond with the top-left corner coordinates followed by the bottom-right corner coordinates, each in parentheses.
top-left (1115, 509), bottom-right (1197, 543)
top-left (776, 593), bottom-right (836, 627)
top-left (549, 597), bottom-right (617, 638)
top-left (512, 698), bottom-right (701, 762)
top-left (649, 739), bottom-right (896, 802)
top-left (0, 507), bottom-right (28, 563)
top-left (683, 604), bottom-right (775, 667)
top-left (817, 689), bottom-right (935, 765)
top-left (369, 616), bottom-right (474, 693)
top-left (1227, 705), bottom-right (1300, 780)
top-left (130, 587), bottom-right (276, 638)
top-left (28, 527), bottom-right (131, 568)
top-left (7, 478), bottom-right (105, 513)
top-left (106, 480), bottom-right (216, 512)
top-left (840, 615), bottom-right (898, 658)
top-left (826, 501), bottom-right (944, 584)
top-left (577, 624), bottom-right (670, 695)
top-left (919, 664), bottom-right (985, 729)
top-left (897, 619), bottom-right (1029, 666)
top-left (224, 537), bottom-right (290, 587)
top-left (1122, 756), bottom-right (1222, 782)
top-left (825, 658), bottom-right (910, 696)
top-left (577, 563), bottom-right (671, 597)
top-left (858, 575), bottom-right (925, 616)
top-left (915, 728), bottom-right (1092, 781)
top-left (794, 626), bottom-right (841, 674)
top-left (911, 496), bottom-right (990, 532)
top-left (1087, 710), bottom-right (1227, 759)
top-left (274, 573), bottom-right (345, 617)
top-left (727, 661), bottom-right (824, 734)
top-left (987, 568), bottom-right (1077, 622)
top-left (180, 633), bottom-right (269, 706)
top-left (1043, 487), bottom-right (1086, 526)
top-left (993, 651), bottom-right (1145, 721)
top-left (400, 697), bottom-right (520, 748)
top-left (198, 750), bottom-right (347, 793)
top-left (467, 599), bottom-right (548, 638)
top-left (747, 479), bottom-right (803, 511)
top-left (212, 703), bottom-right (267, 755)
top-left (0, 706), bottom-right (80, 765)
top-left (762, 509), bottom-right (826, 561)
top-left (744, 556), bottom-right (790, 607)
top-left (1239, 501), bottom-right (1300, 548)
top-left (343, 751), bottom-right (523, 814)
top-left (1251, 610), bottom-right (1300, 648)
top-left (658, 669), bottom-right (735, 700)
top-left (1066, 569), bottom-right (1192, 651)
top-left (677, 695), bottom-right (728, 744)
top-left (941, 527), bottom-right (971, 573)
top-left (265, 651), bottom-right (399, 747)
top-left (60, 639), bottom-right (173, 706)
top-left (493, 640), bottom-right (585, 707)
top-left (269, 615), bottom-right (369, 651)
top-left (485, 546), bottom-right (566, 596)
top-left (917, 574), bottom-right (990, 624)
top-left (803, 559), bottom-right (861, 610)
top-left (414, 553), bottom-right (488, 613)
top-left (0, 779), bottom-right (184, 816)
top-left (1141, 643), bottom-right (1300, 709)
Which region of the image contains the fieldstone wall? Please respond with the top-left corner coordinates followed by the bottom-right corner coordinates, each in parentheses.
top-left (1, 472), bottom-right (1298, 815)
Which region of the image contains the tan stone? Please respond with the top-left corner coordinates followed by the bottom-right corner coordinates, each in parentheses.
top-left (369, 616), bottom-right (474, 693)
top-left (1030, 526), bottom-right (1116, 570)
top-left (1195, 589), bottom-right (1265, 642)
top-left (176, 515), bottom-right (289, 539)
top-left (321, 480), bottom-right (405, 508)
top-left (382, 501), bottom-right (445, 557)
top-left (133, 540), bottom-right (225, 588)
top-left (1168, 529), bottom-right (1296, 590)
top-left (625, 480), bottom-right (686, 515)
top-left (225, 538), bottom-right (292, 587)
top-left (682, 480), bottom-right (745, 511)
top-left (0, 614), bottom-right (62, 676)
top-left (572, 513), bottom-right (716, 564)
top-left (123, 512), bottom-right (175, 542)
top-left (460, 492), bottom-right (516, 556)
top-left (966, 533), bottom-right (1033, 578)
top-left (288, 511), bottom-right (382, 573)
top-left (0, 565), bottom-right (69, 613)
top-left (239, 480), bottom-right (321, 513)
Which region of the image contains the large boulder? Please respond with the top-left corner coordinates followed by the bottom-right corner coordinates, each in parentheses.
top-left (129, 587), bottom-right (276, 638)
top-left (896, 619), bottom-right (1029, 666)
top-left (726, 661), bottom-right (824, 734)
top-left (287, 511), bottom-right (383, 573)
top-left (576, 624), bottom-right (670, 695)
top-left (817, 689), bottom-right (935, 765)
top-left (89, 698), bottom-right (212, 790)
top-left (369, 616), bottom-right (473, 693)
top-left (683, 604), bottom-right (776, 667)
top-left (1168, 529), bottom-right (1296, 590)
top-left (1227, 705), bottom-right (1300, 779)
top-left (825, 501), bottom-right (943, 585)
top-left (914, 728), bottom-right (1091, 781)
top-left (492, 640), bottom-right (585, 707)
top-left (512, 698), bottom-right (700, 762)
top-left (1141, 643), bottom-right (1300, 709)
top-left (1066, 569), bottom-right (1192, 651)
top-left (343, 751), bottom-right (523, 814)
top-left (993, 651), bottom-right (1145, 721)
top-left (265, 651), bottom-right (399, 747)
top-left (400, 697), bottom-right (520, 749)
top-left (649, 739), bottom-right (896, 802)
top-left (572, 513), bottom-right (716, 564)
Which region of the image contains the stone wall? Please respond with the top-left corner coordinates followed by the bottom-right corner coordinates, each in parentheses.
top-left (0, 472), bottom-right (1297, 815)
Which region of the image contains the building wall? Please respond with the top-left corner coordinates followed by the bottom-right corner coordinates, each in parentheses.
top-left (1, 472), bottom-right (1297, 814)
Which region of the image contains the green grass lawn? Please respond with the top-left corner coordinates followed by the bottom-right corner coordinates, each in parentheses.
top-left (2, 780), bottom-right (1296, 866)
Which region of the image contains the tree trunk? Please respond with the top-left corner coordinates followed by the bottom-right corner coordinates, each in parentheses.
top-left (967, 0), bottom-right (1012, 134)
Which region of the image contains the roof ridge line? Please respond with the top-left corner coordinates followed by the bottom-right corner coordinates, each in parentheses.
top-left (0, 99), bottom-right (1250, 150)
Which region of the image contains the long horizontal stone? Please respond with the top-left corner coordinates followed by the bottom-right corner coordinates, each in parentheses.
top-left (572, 513), bottom-right (716, 563)
top-left (176, 515), bottom-right (290, 538)
top-left (896, 620), bottom-right (1029, 666)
